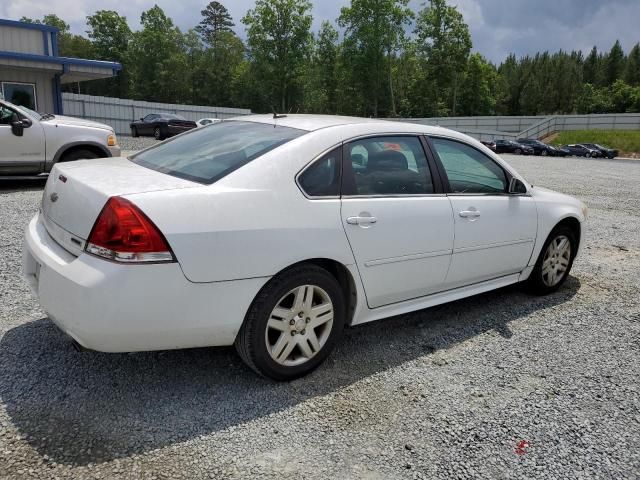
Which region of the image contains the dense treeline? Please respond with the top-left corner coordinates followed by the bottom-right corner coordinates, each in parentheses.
top-left (22, 0), bottom-right (640, 116)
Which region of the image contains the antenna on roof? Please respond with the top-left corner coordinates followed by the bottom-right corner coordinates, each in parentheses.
top-left (271, 106), bottom-right (287, 119)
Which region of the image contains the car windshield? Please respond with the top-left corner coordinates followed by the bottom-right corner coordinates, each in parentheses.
top-left (130, 121), bottom-right (306, 184)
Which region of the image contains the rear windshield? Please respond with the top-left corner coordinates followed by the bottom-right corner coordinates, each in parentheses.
top-left (130, 121), bottom-right (305, 184)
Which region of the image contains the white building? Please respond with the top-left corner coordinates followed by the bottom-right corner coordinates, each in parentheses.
top-left (0, 18), bottom-right (121, 114)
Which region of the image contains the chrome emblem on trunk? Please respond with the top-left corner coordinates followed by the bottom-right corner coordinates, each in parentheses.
top-left (50, 192), bottom-right (59, 203)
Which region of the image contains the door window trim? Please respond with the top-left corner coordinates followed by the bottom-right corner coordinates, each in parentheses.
top-left (341, 133), bottom-right (444, 198)
top-left (425, 135), bottom-right (521, 196)
top-left (295, 143), bottom-right (344, 200)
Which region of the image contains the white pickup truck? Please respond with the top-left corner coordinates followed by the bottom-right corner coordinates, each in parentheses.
top-left (0, 99), bottom-right (120, 179)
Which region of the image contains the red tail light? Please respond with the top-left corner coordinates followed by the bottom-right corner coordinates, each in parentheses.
top-left (85, 196), bottom-right (174, 263)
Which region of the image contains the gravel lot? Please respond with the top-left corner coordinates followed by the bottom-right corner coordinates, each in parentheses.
top-left (0, 154), bottom-right (639, 479)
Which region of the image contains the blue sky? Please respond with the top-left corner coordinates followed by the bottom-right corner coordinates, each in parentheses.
top-left (1, 0), bottom-right (639, 62)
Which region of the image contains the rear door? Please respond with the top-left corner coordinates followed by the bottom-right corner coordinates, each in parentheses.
top-left (340, 135), bottom-right (454, 308)
top-left (428, 136), bottom-right (537, 288)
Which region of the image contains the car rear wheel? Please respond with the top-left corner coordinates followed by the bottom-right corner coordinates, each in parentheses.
top-left (131, 126), bottom-right (138, 137)
top-left (541, 149), bottom-right (548, 156)
top-left (527, 226), bottom-right (576, 295)
top-left (514, 148), bottom-right (522, 155)
top-left (235, 264), bottom-right (345, 381)
top-left (154, 127), bottom-right (163, 140)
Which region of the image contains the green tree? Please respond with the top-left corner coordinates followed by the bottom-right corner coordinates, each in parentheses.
top-left (303, 21), bottom-right (340, 113)
top-left (624, 43), bottom-right (640, 86)
top-left (242, 0), bottom-right (313, 112)
top-left (413, 0), bottom-right (472, 116)
top-left (196, 1), bottom-right (235, 49)
top-left (459, 53), bottom-right (496, 115)
top-left (605, 40), bottom-right (625, 86)
top-left (338, 0), bottom-right (413, 117)
top-left (86, 11), bottom-right (132, 97)
top-left (128, 5), bottom-right (190, 103)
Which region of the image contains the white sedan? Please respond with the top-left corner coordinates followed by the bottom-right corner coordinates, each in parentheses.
top-left (23, 115), bottom-right (586, 380)
top-left (196, 118), bottom-right (222, 127)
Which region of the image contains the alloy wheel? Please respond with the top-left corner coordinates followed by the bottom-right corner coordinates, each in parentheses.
top-left (541, 235), bottom-right (571, 287)
top-left (265, 285), bottom-right (334, 367)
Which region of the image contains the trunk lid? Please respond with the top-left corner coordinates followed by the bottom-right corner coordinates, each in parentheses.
top-left (42, 157), bottom-right (199, 251)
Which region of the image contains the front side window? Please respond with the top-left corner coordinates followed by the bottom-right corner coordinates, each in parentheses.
top-left (0, 105), bottom-right (16, 125)
top-left (431, 137), bottom-right (507, 194)
top-left (130, 121), bottom-right (305, 184)
top-left (1, 83), bottom-right (36, 110)
top-left (345, 136), bottom-right (434, 195)
top-left (298, 147), bottom-right (341, 197)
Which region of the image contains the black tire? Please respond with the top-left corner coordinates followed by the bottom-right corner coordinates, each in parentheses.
top-left (527, 225), bottom-right (577, 295)
top-left (153, 126), bottom-right (164, 140)
top-left (541, 149), bottom-right (548, 156)
top-left (59, 148), bottom-right (101, 162)
top-left (131, 126), bottom-right (138, 137)
top-left (514, 148), bottom-right (522, 155)
top-left (235, 264), bottom-right (346, 381)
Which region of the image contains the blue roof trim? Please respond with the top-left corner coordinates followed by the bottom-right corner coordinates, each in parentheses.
top-left (0, 50), bottom-right (122, 71)
top-left (0, 18), bottom-right (59, 33)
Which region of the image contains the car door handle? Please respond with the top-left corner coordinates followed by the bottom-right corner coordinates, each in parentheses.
top-left (459, 210), bottom-right (481, 218)
top-left (346, 215), bottom-right (378, 225)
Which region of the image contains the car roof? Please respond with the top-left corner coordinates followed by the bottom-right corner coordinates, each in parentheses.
top-left (226, 113), bottom-right (462, 135)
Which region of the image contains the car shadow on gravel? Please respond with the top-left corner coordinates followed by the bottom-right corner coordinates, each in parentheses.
top-left (0, 277), bottom-right (580, 466)
top-left (0, 179), bottom-right (47, 193)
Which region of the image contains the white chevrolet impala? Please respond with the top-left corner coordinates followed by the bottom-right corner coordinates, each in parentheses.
top-left (23, 115), bottom-right (587, 380)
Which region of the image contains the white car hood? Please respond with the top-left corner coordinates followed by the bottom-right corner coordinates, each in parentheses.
top-left (46, 115), bottom-right (113, 132)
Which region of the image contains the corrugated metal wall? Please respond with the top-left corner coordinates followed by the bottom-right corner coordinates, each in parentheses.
top-left (393, 114), bottom-right (640, 140)
top-left (0, 25), bottom-right (45, 55)
top-left (62, 93), bottom-right (251, 135)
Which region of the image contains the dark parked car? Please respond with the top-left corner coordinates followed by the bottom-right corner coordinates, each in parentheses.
top-left (550, 145), bottom-right (572, 157)
top-left (581, 143), bottom-right (618, 159)
top-left (494, 139), bottom-right (535, 155)
top-left (480, 140), bottom-right (496, 151)
top-left (130, 113), bottom-right (197, 140)
top-left (516, 138), bottom-right (557, 156)
top-left (563, 144), bottom-right (601, 157)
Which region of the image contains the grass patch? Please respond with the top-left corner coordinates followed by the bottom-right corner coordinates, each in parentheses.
top-left (550, 130), bottom-right (640, 154)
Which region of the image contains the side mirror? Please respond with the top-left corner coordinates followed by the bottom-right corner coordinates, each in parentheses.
top-left (10, 113), bottom-right (28, 137)
top-left (508, 177), bottom-right (528, 194)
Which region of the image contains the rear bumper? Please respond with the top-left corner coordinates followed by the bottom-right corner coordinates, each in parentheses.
top-left (23, 213), bottom-right (268, 352)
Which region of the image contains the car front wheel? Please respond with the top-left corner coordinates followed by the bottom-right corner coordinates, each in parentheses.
top-left (235, 264), bottom-right (345, 381)
top-left (131, 126), bottom-right (138, 137)
top-left (527, 226), bottom-right (577, 295)
top-left (154, 126), bottom-right (163, 140)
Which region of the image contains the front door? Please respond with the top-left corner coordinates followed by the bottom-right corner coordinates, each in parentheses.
top-left (341, 135), bottom-right (454, 308)
top-left (428, 136), bottom-right (538, 288)
top-left (0, 104), bottom-right (44, 175)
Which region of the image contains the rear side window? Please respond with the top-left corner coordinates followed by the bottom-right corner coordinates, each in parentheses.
top-left (298, 147), bottom-right (341, 197)
top-left (431, 137), bottom-right (507, 194)
top-left (345, 136), bottom-right (434, 195)
top-left (130, 121), bottom-right (305, 184)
